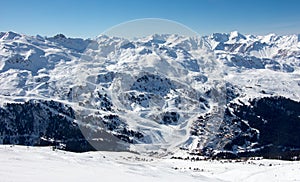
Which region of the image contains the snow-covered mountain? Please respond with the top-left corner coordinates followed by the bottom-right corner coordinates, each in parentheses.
top-left (0, 31), bottom-right (299, 159)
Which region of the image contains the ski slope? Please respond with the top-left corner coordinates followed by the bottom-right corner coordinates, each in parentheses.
top-left (0, 145), bottom-right (299, 182)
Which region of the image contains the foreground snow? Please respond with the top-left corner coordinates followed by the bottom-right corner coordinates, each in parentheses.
top-left (0, 145), bottom-right (299, 182)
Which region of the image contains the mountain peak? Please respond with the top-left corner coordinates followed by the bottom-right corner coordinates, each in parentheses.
top-left (53, 34), bottom-right (67, 39)
top-left (96, 34), bottom-right (110, 39)
top-left (210, 33), bottom-right (229, 42)
top-left (261, 33), bottom-right (278, 43)
top-left (0, 31), bottom-right (22, 40)
top-left (229, 31), bottom-right (246, 41)
top-left (138, 33), bottom-right (166, 41)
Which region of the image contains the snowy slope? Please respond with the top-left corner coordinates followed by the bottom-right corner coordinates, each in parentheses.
top-left (0, 145), bottom-right (299, 182)
top-left (0, 31), bottom-right (300, 159)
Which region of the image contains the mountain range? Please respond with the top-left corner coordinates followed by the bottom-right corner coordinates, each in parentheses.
top-left (0, 31), bottom-right (299, 160)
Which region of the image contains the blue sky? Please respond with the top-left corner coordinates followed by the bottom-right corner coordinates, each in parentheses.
top-left (0, 0), bottom-right (299, 38)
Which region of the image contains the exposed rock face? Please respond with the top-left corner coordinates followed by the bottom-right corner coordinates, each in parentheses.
top-left (194, 97), bottom-right (300, 160)
top-left (0, 100), bottom-right (94, 152)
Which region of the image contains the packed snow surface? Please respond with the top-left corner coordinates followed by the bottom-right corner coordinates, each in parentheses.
top-left (0, 145), bottom-right (299, 182)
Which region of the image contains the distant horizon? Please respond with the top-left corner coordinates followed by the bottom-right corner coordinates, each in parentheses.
top-left (0, 0), bottom-right (299, 39)
top-left (1, 29), bottom-right (299, 40)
